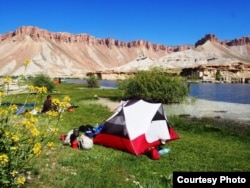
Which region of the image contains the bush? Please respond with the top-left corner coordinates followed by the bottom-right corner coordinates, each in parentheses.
top-left (118, 67), bottom-right (189, 103)
top-left (86, 75), bottom-right (99, 88)
top-left (31, 74), bottom-right (55, 92)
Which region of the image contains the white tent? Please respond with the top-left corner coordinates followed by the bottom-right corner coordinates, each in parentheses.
top-left (94, 99), bottom-right (179, 155)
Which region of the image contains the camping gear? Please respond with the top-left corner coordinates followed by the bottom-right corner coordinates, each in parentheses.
top-left (67, 106), bottom-right (74, 112)
top-left (158, 148), bottom-right (170, 155)
top-left (63, 129), bottom-right (74, 145)
top-left (60, 134), bottom-right (66, 141)
top-left (71, 139), bottom-right (78, 149)
top-left (62, 125), bottom-right (95, 149)
top-left (77, 134), bottom-right (93, 149)
top-left (15, 106), bottom-right (27, 115)
top-left (149, 147), bottom-right (161, 160)
top-left (94, 99), bottom-right (179, 156)
top-left (63, 128), bottom-right (79, 145)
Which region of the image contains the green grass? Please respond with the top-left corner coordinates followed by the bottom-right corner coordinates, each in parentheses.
top-left (3, 83), bottom-right (250, 188)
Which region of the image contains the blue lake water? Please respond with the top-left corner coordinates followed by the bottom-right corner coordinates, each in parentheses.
top-left (188, 83), bottom-right (250, 104)
top-left (64, 79), bottom-right (250, 104)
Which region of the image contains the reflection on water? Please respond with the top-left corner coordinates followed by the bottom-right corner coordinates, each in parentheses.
top-left (64, 79), bottom-right (250, 104)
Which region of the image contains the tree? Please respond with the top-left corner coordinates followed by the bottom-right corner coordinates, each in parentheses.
top-left (31, 74), bottom-right (55, 92)
top-left (117, 67), bottom-right (189, 103)
top-left (216, 70), bottom-right (222, 81)
top-left (87, 75), bottom-right (100, 88)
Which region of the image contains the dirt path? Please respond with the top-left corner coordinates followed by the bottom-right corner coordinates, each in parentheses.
top-left (94, 98), bottom-right (120, 111)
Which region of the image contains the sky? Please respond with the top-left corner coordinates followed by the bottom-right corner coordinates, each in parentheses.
top-left (0, 0), bottom-right (249, 46)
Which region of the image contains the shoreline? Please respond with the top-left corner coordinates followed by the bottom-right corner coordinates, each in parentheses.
top-left (96, 98), bottom-right (250, 122)
top-left (165, 98), bottom-right (250, 122)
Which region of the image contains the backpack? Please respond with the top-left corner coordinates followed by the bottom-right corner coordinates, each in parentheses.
top-left (77, 134), bottom-right (93, 149)
top-left (63, 128), bottom-right (79, 146)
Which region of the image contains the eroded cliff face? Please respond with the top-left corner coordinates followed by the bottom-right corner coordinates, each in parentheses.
top-left (0, 26), bottom-right (192, 77)
top-left (0, 26), bottom-right (249, 77)
top-left (1, 26), bottom-right (193, 51)
top-left (195, 34), bottom-right (250, 48)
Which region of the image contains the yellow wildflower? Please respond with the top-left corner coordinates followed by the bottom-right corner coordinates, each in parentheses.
top-left (29, 116), bottom-right (38, 123)
top-left (0, 91), bottom-right (4, 98)
top-left (5, 131), bottom-right (10, 137)
top-left (10, 170), bottom-right (18, 177)
top-left (22, 119), bottom-right (34, 129)
top-left (41, 86), bottom-right (47, 93)
top-left (28, 85), bottom-right (35, 92)
top-left (35, 86), bottom-right (47, 94)
top-left (47, 142), bottom-right (55, 148)
top-left (0, 109), bottom-right (8, 115)
top-left (52, 98), bottom-right (60, 106)
top-left (63, 96), bottom-right (71, 103)
top-left (11, 134), bottom-right (20, 142)
top-left (33, 143), bottom-right (41, 155)
top-left (48, 127), bottom-right (58, 133)
top-left (59, 101), bottom-right (68, 108)
top-left (9, 104), bottom-right (18, 112)
top-left (31, 128), bottom-right (40, 137)
top-left (46, 110), bottom-right (58, 117)
top-left (0, 154), bottom-right (9, 165)
top-left (17, 176), bottom-right (26, 185)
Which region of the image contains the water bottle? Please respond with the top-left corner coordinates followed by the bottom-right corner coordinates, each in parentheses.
top-left (158, 148), bottom-right (170, 155)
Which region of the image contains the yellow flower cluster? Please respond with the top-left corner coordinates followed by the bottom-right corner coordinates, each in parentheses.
top-left (22, 119), bottom-right (35, 129)
top-left (33, 143), bottom-right (41, 155)
top-left (0, 62), bottom-right (66, 187)
top-left (0, 154), bottom-right (8, 165)
top-left (52, 98), bottom-right (60, 107)
top-left (9, 104), bottom-right (18, 112)
top-left (50, 96), bottom-right (72, 112)
top-left (31, 128), bottom-right (40, 137)
top-left (30, 116), bottom-right (39, 124)
top-left (28, 85), bottom-right (47, 94)
top-left (11, 134), bottom-right (20, 142)
top-left (49, 127), bottom-right (59, 133)
top-left (22, 117), bottom-right (42, 137)
top-left (0, 109), bottom-right (8, 116)
top-left (46, 110), bottom-right (58, 117)
top-left (47, 142), bottom-right (55, 148)
top-left (17, 176), bottom-right (26, 185)
top-left (59, 96), bottom-right (71, 108)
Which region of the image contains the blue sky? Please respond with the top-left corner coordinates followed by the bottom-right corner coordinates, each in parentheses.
top-left (0, 0), bottom-right (249, 45)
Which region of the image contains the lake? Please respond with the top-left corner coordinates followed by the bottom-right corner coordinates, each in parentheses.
top-left (64, 79), bottom-right (250, 104)
top-left (188, 83), bottom-right (250, 104)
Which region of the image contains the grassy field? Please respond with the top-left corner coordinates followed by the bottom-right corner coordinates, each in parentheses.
top-left (3, 83), bottom-right (250, 188)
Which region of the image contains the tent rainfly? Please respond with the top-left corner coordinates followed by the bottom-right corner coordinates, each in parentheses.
top-left (94, 99), bottom-right (179, 155)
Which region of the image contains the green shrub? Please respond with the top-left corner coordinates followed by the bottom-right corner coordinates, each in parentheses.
top-left (86, 75), bottom-right (100, 88)
top-left (31, 74), bottom-right (55, 92)
top-left (118, 67), bottom-right (189, 103)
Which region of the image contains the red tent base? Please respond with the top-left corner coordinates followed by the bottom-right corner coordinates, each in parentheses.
top-left (94, 133), bottom-right (160, 156)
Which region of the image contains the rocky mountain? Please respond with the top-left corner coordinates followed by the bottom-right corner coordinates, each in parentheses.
top-left (0, 26), bottom-right (249, 77)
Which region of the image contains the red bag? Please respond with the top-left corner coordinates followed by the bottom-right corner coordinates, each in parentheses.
top-left (150, 148), bottom-right (161, 160)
